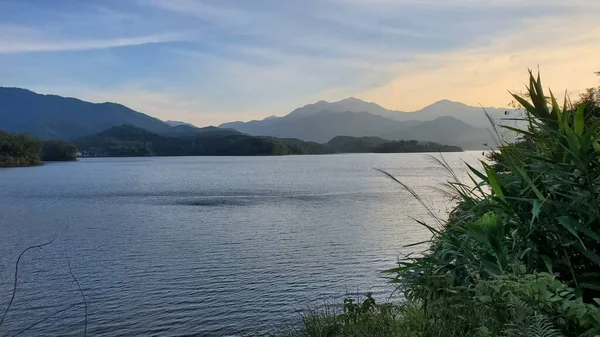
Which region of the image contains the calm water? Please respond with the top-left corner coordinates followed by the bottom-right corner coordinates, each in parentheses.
top-left (0, 152), bottom-right (482, 336)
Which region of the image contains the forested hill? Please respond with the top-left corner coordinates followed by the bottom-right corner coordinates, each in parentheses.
top-left (0, 87), bottom-right (174, 140)
top-left (75, 125), bottom-right (463, 157)
top-left (75, 125), bottom-right (322, 156)
top-left (0, 131), bottom-right (78, 167)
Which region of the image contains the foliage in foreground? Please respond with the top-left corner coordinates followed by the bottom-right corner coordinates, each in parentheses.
top-left (277, 72), bottom-right (600, 336)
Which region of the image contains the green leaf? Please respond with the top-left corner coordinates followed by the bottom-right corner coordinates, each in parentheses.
top-left (515, 167), bottom-right (545, 200)
top-left (574, 104), bottom-right (585, 136)
top-left (556, 216), bottom-right (585, 246)
top-left (482, 162), bottom-right (504, 201)
top-left (478, 295), bottom-right (493, 303)
top-left (510, 92), bottom-right (536, 114)
top-left (500, 125), bottom-right (536, 138)
top-left (549, 89), bottom-right (561, 121)
top-left (541, 255), bottom-right (553, 274)
top-left (466, 162), bottom-right (488, 182)
top-left (534, 71), bottom-right (547, 113)
top-left (574, 244), bottom-right (600, 266)
top-left (482, 259), bottom-right (503, 276)
top-left (563, 125), bottom-right (582, 154)
top-left (532, 200), bottom-right (543, 220)
top-left (562, 90), bottom-right (570, 125)
top-left (580, 283), bottom-right (600, 292)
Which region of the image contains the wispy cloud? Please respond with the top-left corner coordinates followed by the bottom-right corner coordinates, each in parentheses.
top-left (1, 0), bottom-right (599, 125)
top-left (0, 26), bottom-right (186, 54)
top-left (359, 12), bottom-right (600, 110)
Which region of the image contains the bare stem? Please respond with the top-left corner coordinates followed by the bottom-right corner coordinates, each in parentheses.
top-left (68, 261), bottom-right (87, 337)
top-left (0, 239), bottom-right (55, 327)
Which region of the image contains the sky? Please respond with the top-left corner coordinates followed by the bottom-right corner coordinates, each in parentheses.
top-left (0, 0), bottom-right (599, 126)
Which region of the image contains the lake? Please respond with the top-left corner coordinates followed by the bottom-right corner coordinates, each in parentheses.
top-left (0, 152), bottom-right (483, 336)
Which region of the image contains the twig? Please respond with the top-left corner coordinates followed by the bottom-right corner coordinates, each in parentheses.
top-left (0, 239), bottom-right (55, 327)
top-left (10, 303), bottom-right (78, 337)
top-left (68, 261), bottom-right (87, 337)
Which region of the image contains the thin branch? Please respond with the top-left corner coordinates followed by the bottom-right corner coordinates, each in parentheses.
top-left (68, 261), bottom-right (87, 337)
top-left (0, 239), bottom-right (55, 327)
top-left (10, 303), bottom-right (78, 337)
top-left (375, 168), bottom-right (443, 229)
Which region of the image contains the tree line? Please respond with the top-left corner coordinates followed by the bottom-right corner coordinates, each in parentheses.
top-left (0, 131), bottom-right (77, 167)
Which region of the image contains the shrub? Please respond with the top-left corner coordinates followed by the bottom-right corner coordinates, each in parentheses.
top-left (280, 71), bottom-right (600, 337)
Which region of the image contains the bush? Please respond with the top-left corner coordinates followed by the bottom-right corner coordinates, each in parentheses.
top-left (279, 71), bottom-right (600, 337)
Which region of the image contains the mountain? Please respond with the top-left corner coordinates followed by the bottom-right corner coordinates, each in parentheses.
top-left (164, 125), bottom-right (241, 137)
top-left (219, 97), bottom-right (510, 149)
top-left (0, 86), bottom-right (503, 149)
top-left (386, 116), bottom-right (496, 149)
top-left (398, 99), bottom-right (511, 128)
top-left (269, 97), bottom-right (511, 128)
top-left (75, 125), bottom-right (328, 157)
top-left (223, 110), bottom-right (427, 144)
top-left (165, 120), bottom-right (197, 128)
top-left (287, 97), bottom-right (393, 120)
top-left (75, 125), bottom-right (461, 157)
top-left (0, 87), bottom-right (176, 140)
top-left (221, 107), bottom-right (495, 149)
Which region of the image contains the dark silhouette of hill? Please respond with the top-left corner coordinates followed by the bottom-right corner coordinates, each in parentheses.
top-left (75, 125), bottom-right (462, 157)
top-left (0, 87), bottom-right (173, 139)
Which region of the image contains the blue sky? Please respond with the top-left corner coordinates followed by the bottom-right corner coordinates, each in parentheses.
top-left (1, 0), bottom-right (599, 125)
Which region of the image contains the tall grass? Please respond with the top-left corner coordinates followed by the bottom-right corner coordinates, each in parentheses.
top-left (275, 71), bottom-right (600, 337)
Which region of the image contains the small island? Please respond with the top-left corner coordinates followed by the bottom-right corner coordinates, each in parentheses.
top-left (0, 131), bottom-right (77, 167)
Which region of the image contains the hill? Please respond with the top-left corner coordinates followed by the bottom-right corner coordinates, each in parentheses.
top-left (0, 87), bottom-right (503, 149)
top-left (387, 116), bottom-right (496, 149)
top-left (75, 125), bottom-right (462, 157)
top-left (221, 110), bottom-right (494, 149)
top-left (165, 120), bottom-right (197, 128)
top-left (326, 136), bottom-right (388, 153)
top-left (0, 130), bottom-right (78, 167)
top-left (223, 111), bottom-right (422, 143)
top-left (220, 97), bottom-right (504, 149)
top-left (75, 125), bottom-right (328, 157)
top-left (0, 87), bottom-right (175, 140)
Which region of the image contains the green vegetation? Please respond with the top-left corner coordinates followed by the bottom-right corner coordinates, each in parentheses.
top-left (0, 131), bottom-right (42, 167)
top-left (275, 72), bottom-right (600, 336)
top-left (75, 125), bottom-right (320, 156)
top-left (372, 139), bottom-right (462, 153)
top-left (42, 140), bottom-right (78, 161)
top-left (326, 136), bottom-right (462, 153)
top-left (77, 126), bottom-right (463, 157)
top-left (327, 136), bottom-right (388, 153)
top-left (0, 131), bottom-right (77, 167)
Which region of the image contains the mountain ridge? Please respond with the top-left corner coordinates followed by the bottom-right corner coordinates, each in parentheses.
top-left (1, 86), bottom-right (505, 149)
top-left (74, 125), bottom-right (463, 157)
top-left (223, 96), bottom-right (510, 127)
top-left (0, 87), bottom-right (173, 140)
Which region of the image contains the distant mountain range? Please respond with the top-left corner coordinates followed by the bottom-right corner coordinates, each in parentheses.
top-left (0, 87), bottom-right (514, 149)
top-left (239, 97), bottom-right (509, 127)
top-left (165, 120), bottom-right (198, 128)
top-left (220, 98), bottom-right (509, 149)
top-left (0, 87), bottom-right (175, 140)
